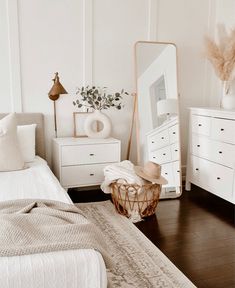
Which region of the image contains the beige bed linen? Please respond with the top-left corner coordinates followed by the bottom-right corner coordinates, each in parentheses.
top-left (0, 199), bottom-right (114, 269)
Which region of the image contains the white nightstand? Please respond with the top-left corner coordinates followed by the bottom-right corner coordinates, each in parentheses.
top-left (52, 137), bottom-right (121, 189)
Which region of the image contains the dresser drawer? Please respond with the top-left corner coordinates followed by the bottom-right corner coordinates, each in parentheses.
top-left (191, 134), bottom-right (210, 159)
top-left (191, 134), bottom-right (235, 168)
top-left (150, 146), bottom-right (171, 164)
top-left (161, 162), bottom-right (174, 187)
top-left (168, 124), bottom-right (179, 144)
top-left (211, 118), bottom-right (235, 144)
top-left (61, 163), bottom-right (108, 187)
top-left (149, 129), bottom-right (169, 151)
top-left (189, 155), bottom-right (233, 200)
top-left (170, 142), bottom-right (180, 161)
top-left (61, 143), bottom-right (119, 166)
top-left (191, 115), bottom-right (211, 136)
top-left (210, 141), bottom-right (235, 168)
top-left (173, 161), bottom-right (181, 187)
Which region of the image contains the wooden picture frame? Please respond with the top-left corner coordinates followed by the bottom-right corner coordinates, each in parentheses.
top-left (73, 112), bottom-right (97, 137)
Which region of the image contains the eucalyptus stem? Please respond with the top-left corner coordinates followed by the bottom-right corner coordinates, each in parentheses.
top-left (73, 85), bottom-right (128, 111)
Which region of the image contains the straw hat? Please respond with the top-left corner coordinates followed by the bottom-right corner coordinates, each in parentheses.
top-left (134, 161), bottom-right (168, 185)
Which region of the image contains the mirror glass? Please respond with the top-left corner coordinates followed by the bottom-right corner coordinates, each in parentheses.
top-left (135, 42), bottom-right (181, 198)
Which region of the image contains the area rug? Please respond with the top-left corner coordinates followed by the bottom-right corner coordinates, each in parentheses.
top-left (76, 201), bottom-right (196, 288)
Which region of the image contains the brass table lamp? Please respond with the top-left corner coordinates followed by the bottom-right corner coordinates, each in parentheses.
top-left (48, 72), bottom-right (68, 137)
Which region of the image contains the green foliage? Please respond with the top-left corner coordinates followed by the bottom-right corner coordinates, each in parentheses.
top-left (73, 86), bottom-right (128, 111)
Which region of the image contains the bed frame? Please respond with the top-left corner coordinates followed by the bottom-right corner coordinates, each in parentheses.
top-left (0, 113), bottom-right (45, 159)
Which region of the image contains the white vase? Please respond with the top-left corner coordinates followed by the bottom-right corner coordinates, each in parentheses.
top-left (84, 110), bottom-right (111, 139)
top-left (221, 80), bottom-right (235, 110)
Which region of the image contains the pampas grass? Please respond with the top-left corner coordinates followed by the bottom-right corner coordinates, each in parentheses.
top-left (205, 26), bottom-right (235, 81)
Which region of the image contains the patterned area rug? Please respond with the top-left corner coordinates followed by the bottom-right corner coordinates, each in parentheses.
top-left (76, 201), bottom-right (196, 288)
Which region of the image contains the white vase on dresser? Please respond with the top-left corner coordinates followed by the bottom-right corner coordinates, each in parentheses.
top-left (186, 107), bottom-right (235, 204)
top-left (52, 137), bottom-right (121, 189)
top-left (147, 117), bottom-right (181, 197)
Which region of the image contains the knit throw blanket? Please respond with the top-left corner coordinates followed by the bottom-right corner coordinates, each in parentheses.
top-left (0, 199), bottom-right (114, 268)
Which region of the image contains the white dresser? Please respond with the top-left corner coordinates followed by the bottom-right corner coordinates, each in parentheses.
top-left (52, 137), bottom-right (121, 189)
top-left (147, 117), bottom-right (181, 193)
top-left (186, 107), bottom-right (235, 204)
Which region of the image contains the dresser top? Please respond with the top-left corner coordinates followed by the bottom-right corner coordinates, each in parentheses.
top-left (189, 107), bottom-right (235, 119)
top-left (53, 137), bottom-right (120, 146)
top-left (146, 117), bottom-right (178, 136)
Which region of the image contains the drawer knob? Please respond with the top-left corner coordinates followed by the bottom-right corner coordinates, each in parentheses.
top-left (163, 153), bottom-right (166, 156)
top-left (219, 151), bottom-right (222, 154)
top-left (152, 141), bottom-right (154, 144)
top-left (175, 149), bottom-right (178, 152)
top-left (89, 153), bottom-right (94, 156)
top-left (197, 144), bottom-right (200, 147)
top-left (153, 156), bottom-right (156, 159)
top-left (195, 168), bottom-right (199, 171)
top-left (173, 132), bottom-right (176, 135)
top-left (161, 137), bottom-right (164, 139)
top-left (90, 173), bottom-right (94, 176)
top-left (198, 124), bottom-right (202, 127)
top-left (220, 128), bottom-right (224, 131)
top-left (217, 177), bottom-right (221, 180)
top-left (177, 170), bottom-right (180, 173)
top-left (165, 172), bottom-right (168, 175)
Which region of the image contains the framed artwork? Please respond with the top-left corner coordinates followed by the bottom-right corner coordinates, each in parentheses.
top-left (73, 112), bottom-right (97, 137)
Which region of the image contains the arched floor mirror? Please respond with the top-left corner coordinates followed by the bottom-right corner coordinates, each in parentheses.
top-left (130, 41), bottom-right (182, 199)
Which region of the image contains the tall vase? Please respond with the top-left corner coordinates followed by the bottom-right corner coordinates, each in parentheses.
top-left (221, 80), bottom-right (235, 110)
top-left (84, 110), bottom-right (112, 139)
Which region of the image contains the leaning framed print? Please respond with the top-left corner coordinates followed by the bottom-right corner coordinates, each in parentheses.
top-left (73, 112), bottom-right (97, 137)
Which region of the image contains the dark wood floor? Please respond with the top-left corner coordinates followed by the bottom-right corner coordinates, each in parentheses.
top-left (69, 185), bottom-right (235, 288)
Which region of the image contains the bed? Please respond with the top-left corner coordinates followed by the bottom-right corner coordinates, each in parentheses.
top-left (0, 113), bottom-right (107, 288)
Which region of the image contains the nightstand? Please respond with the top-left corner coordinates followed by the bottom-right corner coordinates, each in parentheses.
top-left (52, 137), bottom-right (121, 189)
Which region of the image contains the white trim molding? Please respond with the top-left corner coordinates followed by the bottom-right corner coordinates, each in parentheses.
top-left (6, 0), bottom-right (22, 112)
top-left (82, 0), bottom-right (93, 86)
top-left (202, 0), bottom-right (217, 107)
top-left (148, 0), bottom-right (159, 41)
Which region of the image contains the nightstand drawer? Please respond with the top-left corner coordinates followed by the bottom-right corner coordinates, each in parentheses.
top-left (61, 143), bottom-right (119, 166)
top-left (61, 163), bottom-right (108, 187)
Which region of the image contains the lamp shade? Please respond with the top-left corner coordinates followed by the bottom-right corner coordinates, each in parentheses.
top-left (157, 99), bottom-right (178, 117)
top-left (48, 72), bottom-right (68, 101)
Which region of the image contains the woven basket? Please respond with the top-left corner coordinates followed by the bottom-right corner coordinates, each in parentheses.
top-left (110, 182), bottom-right (161, 219)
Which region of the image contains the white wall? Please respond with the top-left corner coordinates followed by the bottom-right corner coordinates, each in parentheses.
top-left (155, 0), bottom-right (213, 168)
top-left (92, 0), bottom-right (150, 161)
top-left (207, 0), bottom-right (235, 107)
top-left (1, 0), bottom-right (234, 170)
top-left (0, 1), bottom-right (14, 112)
top-left (1, 0), bottom-right (154, 164)
top-left (18, 0), bottom-right (84, 163)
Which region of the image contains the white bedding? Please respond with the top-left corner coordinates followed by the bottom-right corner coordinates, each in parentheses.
top-left (0, 157), bottom-right (107, 288)
top-left (0, 156), bottom-right (71, 203)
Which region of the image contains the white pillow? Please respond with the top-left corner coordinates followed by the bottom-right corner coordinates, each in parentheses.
top-left (17, 124), bottom-right (37, 162)
top-left (0, 113), bottom-right (25, 171)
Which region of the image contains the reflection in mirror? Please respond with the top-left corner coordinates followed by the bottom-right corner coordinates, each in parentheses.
top-left (135, 42), bottom-right (181, 198)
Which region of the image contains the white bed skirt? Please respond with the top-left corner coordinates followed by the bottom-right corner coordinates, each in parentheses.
top-left (0, 249), bottom-right (107, 288)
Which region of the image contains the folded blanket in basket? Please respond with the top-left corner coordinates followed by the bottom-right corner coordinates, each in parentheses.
top-left (0, 199), bottom-right (114, 268)
top-left (101, 160), bottom-right (145, 194)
